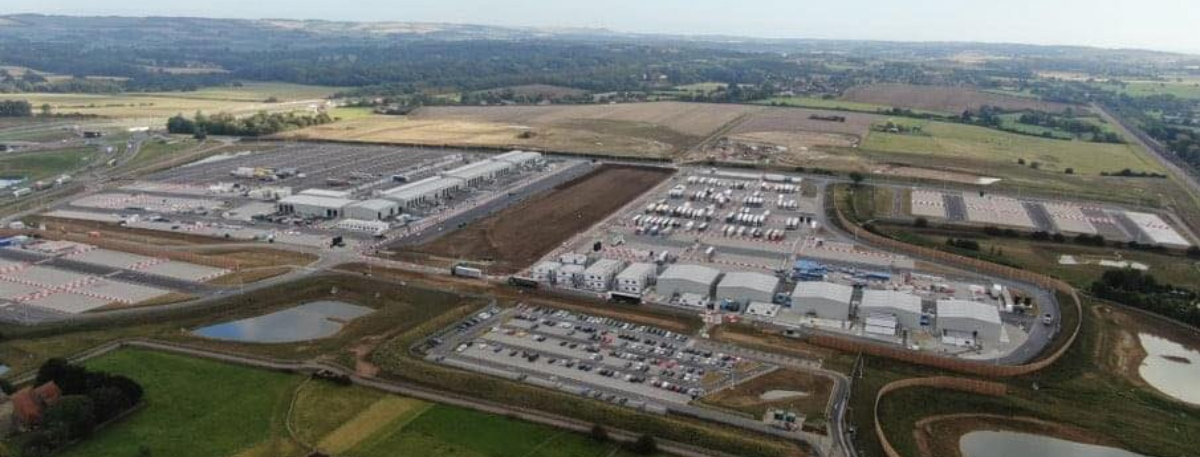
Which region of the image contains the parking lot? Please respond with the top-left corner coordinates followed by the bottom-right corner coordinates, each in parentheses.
top-left (429, 304), bottom-right (772, 410)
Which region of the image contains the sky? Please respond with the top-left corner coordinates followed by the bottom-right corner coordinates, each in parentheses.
top-left (7, 0), bottom-right (1200, 54)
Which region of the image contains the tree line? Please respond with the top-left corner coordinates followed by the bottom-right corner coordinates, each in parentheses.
top-left (0, 99), bottom-right (33, 117)
top-left (1091, 269), bottom-right (1200, 327)
top-left (167, 111), bottom-right (333, 137)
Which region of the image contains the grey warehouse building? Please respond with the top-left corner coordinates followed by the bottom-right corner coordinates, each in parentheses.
top-left (936, 299), bottom-right (1002, 346)
top-left (716, 271), bottom-right (779, 305)
top-left (859, 289), bottom-right (924, 330)
top-left (656, 264), bottom-right (721, 298)
top-left (791, 281), bottom-right (854, 321)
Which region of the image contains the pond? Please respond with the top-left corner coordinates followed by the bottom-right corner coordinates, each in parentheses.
top-left (192, 301), bottom-right (374, 343)
top-left (961, 430), bottom-right (1146, 457)
top-left (0, 364), bottom-right (9, 376)
top-left (1138, 332), bottom-right (1200, 405)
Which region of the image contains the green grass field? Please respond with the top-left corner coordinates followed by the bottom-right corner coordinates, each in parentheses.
top-left (0, 147), bottom-right (98, 181)
top-left (757, 96), bottom-right (952, 116)
top-left (861, 118), bottom-right (1163, 176)
top-left (52, 349), bottom-right (655, 457)
top-left (1093, 80), bottom-right (1200, 99)
top-left (117, 138), bottom-right (199, 171)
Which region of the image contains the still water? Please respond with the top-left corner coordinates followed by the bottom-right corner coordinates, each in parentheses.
top-left (1138, 332), bottom-right (1200, 405)
top-left (961, 431), bottom-right (1145, 457)
top-left (193, 301), bottom-right (374, 343)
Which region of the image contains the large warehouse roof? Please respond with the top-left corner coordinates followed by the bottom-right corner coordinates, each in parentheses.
top-left (791, 281), bottom-right (853, 302)
top-left (348, 199), bottom-right (397, 212)
top-left (860, 290), bottom-right (922, 314)
top-left (279, 194), bottom-right (355, 209)
top-left (444, 160), bottom-right (511, 182)
top-left (493, 151), bottom-right (543, 165)
top-left (617, 263), bottom-right (655, 281)
top-left (299, 188), bottom-right (353, 199)
top-left (659, 264), bottom-right (721, 285)
top-left (382, 176), bottom-right (459, 202)
top-left (718, 271), bottom-right (779, 294)
top-left (936, 299), bottom-right (1001, 324)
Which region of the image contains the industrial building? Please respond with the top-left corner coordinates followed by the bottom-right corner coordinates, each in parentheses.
top-left (444, 159), bottom-right (514, 187)
top-left (716, 271), bottom-right (780, 305)
top-left (745, 302), bottom-right (781, 318)
top-left (859, 290), bottom-right (924, 331)
top-left (790, 281), bottom-right (854, 321)
top-left (381, 176), bottom-right (462, 208)
top-left (936, 299), bottom-right (1002, 346)
top-left (530, 261), bottom-right (561, 283)
top-left (345, 199), bottom-right (400, 221)
top-left (493, 150), bottom-right (544, 166)
top-left (277, 194), bottom-right (354, 219)
top-left (336, 219), bottom-right (390, 235)
top-left (656, 264), bottom-right (721, 298)
top-left (583, 258), bottom-right (625, 291)
top-left (299, 188), bottom-right (354, 199)
top-left (558, 264), bottom-right (586, 288)
top-left (615, 263), bottom-right (656, 294)
top-left (1125, 211), bottom-right (1192, 248)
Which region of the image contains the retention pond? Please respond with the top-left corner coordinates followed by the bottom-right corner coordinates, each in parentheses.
top-left (193, 301), bottom-right (373, 343)
top-left (960, 430), bottom-right (1145, 457)
top-left (1138, 332), bottom-right (1200, 405)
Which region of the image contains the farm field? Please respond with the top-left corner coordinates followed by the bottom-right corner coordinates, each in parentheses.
top-left (861, 119), bottom-right (1163, 176)
top-left (0, 83), bottom-right (340, 119)
top-left (1093, 80), bottom-right (1200, 99)
top-left (470, 84), bottom-right (588, 98)
top-left (282, 101), bottom-right (761, 158)
top-left (57, 349), bottom-right (653, 457)
top-left (758, 96), bottom-right (950, 116)
top-left (842, 84), bottom-right (1076, 113)
top-left (407, 164), bottom-right (672, 273)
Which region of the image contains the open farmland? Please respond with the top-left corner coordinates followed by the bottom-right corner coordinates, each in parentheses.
top-left (282, 102), bottom-right (760, 159)
top-left (406, 164), bottom-right (672, 273)
top-left (862, 119), bottom-right (1164, 176)
top-left (0, 83), bottom-right (340, 120)
top-left (842, 84), bottom-right (1077, 113)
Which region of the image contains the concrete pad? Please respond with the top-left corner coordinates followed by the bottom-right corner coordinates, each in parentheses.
top-left (27, 292), bottom-right (111, 314)
top-left (78, 280), bottom-right (168, 303)
top-left (151, 261), bottom-right (227, 282)
top-left (41, 210), bottom-right (125, 223)
top-left (0, 281), bottom-right (40, 300)
top-left (7, 266), bottom-right (92, 287)
top-left (68, 249), bottom-right (155, 270)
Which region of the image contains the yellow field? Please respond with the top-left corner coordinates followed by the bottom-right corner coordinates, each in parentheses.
top-left (0, 83), bottom-right (341, 119)
top-left (318, 396), bottom-right (432, 454)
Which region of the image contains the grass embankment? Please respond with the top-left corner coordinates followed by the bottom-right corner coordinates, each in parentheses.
top-left (53, 348), bottom-right (658, 457)
top-left (697, 368), bottom-right (835, 423)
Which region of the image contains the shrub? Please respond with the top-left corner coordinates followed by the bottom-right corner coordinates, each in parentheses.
top-left (630, 435), bottom-right (658, 455)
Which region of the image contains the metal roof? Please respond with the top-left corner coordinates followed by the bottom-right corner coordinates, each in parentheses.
top-left (348, 199), bottom-right (397, 211)
top-left (616, 262), bottom-right (655, 280)
top-left (299, 188), bottom-right (353, 198)
top-left (382, 176), bottom-right (459, 202)
top-left (658, 264), bottom-right (721, 285)
top-left (860, 290), bottom-right (922, 315)
top-left (493, 151), bottom-right (542, 165)
top-left (718, 271), bottom-right (779, 294)
top-left (790, 281), bottom-right (853, 303)
top-left (936, 299), bottom-right (1001, 324)
top-left (279, 194), bottom-right (355, 209)
top-left (584, 258), bottom-right (623, 275)
top-left (444, 160), bottom-right (512, 181)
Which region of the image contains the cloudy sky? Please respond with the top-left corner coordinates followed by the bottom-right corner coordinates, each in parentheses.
top-left (8, 0), bottom-right (1200, 54)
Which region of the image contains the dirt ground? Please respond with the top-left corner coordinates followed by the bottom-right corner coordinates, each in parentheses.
top-left (406, 164), bottom-right (672, 274)
top-left (841, 84), bottom-right (1076, 114)
top-left (698, 368), bottom-right (835, 421)
top-left (913, 414), bottom-right (1124, 457)
top-left (1093, 303), bottom-right (1200, 400)
top-left (869, 164), bottom-right (998, 185)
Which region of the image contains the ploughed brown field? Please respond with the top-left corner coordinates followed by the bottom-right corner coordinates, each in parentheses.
top-left (410, 164), bottom-right (671, 274)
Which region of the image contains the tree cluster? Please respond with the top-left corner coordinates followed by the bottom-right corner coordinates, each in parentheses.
top-left (167, 111), bottom-right (333, 137)
top-left (21, 358), bottom-right (144, 457)
top-left (1091, 269), bottom-right (1200, 327)
top-left (0, 99), bottom-right (33, 117)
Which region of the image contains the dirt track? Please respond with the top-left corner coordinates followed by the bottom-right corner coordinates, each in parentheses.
top-left (411, 164), bottom-right (671, 274)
